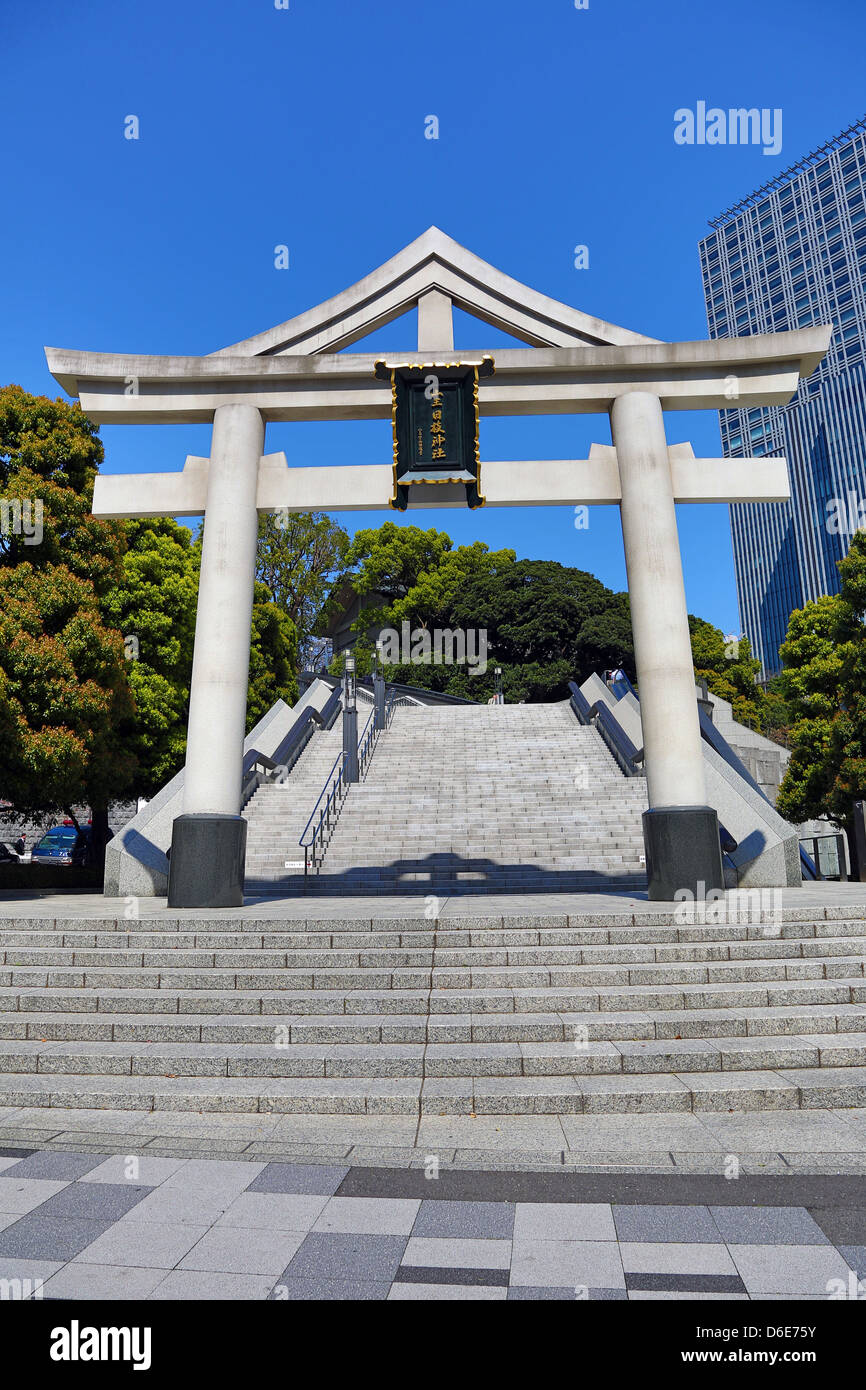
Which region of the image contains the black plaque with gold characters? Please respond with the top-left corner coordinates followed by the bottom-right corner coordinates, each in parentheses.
top-left (374, 357), bottom-right (494, 510)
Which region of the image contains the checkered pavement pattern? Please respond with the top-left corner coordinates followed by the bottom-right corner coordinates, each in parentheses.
top-left (0, 1147), bottom-right (864, 1300)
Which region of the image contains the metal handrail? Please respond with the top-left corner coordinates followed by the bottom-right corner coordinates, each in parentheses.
top-left (298, 688), bottom-right (398, 881)
top-left (299, 749), bottom-right (346, 879)
top-left (357, 707), bottom-right (377, 778)
top-left (383, 689), bottom-right (399, 729)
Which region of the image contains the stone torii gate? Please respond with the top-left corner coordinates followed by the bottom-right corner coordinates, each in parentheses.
top-left (45, 228), bottom-right (830, 907)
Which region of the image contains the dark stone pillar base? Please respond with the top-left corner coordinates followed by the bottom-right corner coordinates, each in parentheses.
top-left (642, 805), bottom-right (725, 902)
top-left (167, 814), bottom-right (247, 909)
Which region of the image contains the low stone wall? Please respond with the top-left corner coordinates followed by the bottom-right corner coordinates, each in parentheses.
top-left (0, 802), bottom-right (137, 849)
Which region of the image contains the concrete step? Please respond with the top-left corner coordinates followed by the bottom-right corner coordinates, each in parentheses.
top-left (2, 976), bottom-right (864, 1017)
top-left (2, 937), bottom-right (864, 967)
top-left (2, 930), bottom-right (863, 955)
top-left (6, 1003), bottom-right (866, 1046)
top-left (3, 918), bottom-right (861, 944)
top-left (5, 956), bottom-right (860, 989)
top-left (2, 1033), bottom-right (866, 1081)
top-left (0, 1066), bottom-right (864, 1114)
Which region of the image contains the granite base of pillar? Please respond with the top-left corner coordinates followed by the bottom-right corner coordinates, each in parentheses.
top-left (642, 805), bottom-right (725, 902)
top-left (167, 814), bottom-right (247, 909)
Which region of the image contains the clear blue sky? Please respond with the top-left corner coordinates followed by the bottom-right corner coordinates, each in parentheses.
top-left (3, 0), bottom-right (864, 633)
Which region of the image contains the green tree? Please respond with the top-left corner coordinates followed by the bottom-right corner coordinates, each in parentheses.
top-left (449, 558), bottom-right (634, 702)
top-left (101, 519), bottom-right (199, 798)
top-left (326, 525), bottom-right (635, 702)
top-left (341, 521), bottom-right (453, 601)
top-left (256, 511), bottom-right (349, 664)
top-left (776, 533), bottom-right (866, 843)
top-left (0, 386), bottom-right (131, 859)
top-left (247, 582), bottom-right (299, 726)
top-left (104, 519), bottom-right (299, 797)
top-left (688, 616), bottom-right (779, 727)
top-left (1, 386), bottom-right (302, 832)
top-left (0, 563), bottom-right (135, 827)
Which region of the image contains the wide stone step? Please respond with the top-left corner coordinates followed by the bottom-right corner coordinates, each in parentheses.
top-left (3, 919), bottom-right (862, 945)
top-left (7, 957), bottom-right (854, 992)
top-left (2, 977), bottom-right (864, 1017)
top-left (2, 938), bottom-right (864, 968)
top-left (2, 1032), bottom-right (866, 1081)
top-left (7, 1003), bottom-right (866, 1045)
top-left (0, 1066), bottom-right (864, 1114)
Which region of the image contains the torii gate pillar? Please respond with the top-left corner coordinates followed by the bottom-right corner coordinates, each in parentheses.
top-left (167, 403), bottom-right (264, 908)
top-left (611, 391), bottom-right (724, 899)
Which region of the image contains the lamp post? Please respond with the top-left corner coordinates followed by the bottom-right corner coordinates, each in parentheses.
top-left (343, 653), bottom-right (359, 782)
top-left (494, 666), bottom-right (503, 706)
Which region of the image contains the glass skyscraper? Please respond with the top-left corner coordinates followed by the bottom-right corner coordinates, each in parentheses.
top-left (699, 117), bottom-right (866, 676)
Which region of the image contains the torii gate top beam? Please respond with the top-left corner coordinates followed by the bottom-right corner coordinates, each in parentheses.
top-left (44, 225), bottom-right (831, 423)
top-left (45, 332), bottom-right (830, 424)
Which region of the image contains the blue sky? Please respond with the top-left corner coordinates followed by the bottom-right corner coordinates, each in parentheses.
top-left (3, 0), bottom-right (864, 632)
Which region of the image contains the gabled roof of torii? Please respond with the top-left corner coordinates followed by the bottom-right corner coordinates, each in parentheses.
top-left (210, 226), bottom-right (661, 356)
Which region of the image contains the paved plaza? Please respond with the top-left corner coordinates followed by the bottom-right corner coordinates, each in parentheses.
top-left (0, 1145), bottom-right (864, 1301)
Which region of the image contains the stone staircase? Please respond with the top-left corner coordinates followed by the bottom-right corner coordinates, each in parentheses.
top-left (245, 701), bottom-right (650, 895)
top-left (0, 907), bottom-right (865, 1116)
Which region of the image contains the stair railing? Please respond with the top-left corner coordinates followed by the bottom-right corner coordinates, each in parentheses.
top-left (299, 749), bottom-right (347, 880)
top-left (299, 687), bottom-right (397, 880)
top-left (568, 680), bottom-right (644, 777)
top-left (357, 705), bottom-right (381, 779)
top-left (383, 688), bottom-right (399, 729)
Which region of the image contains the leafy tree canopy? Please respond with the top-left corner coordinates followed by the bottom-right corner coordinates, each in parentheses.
top-left (0, 384), bottom-right (103, 495)
top-left (1, 387), bottom-right (301, 817)
top-left (0, 387), bottom-right (132, 839)
top-left (256, 511), bottom-right (349, 664)
top-left (326, 524), bottom-right (635, 702)
top-left (343, 522), bottom-right (453, 600)
top-left (103, 519), bottom-right (299, 798)
top-left (248, 580), bottom-right (299, 729)
top-left (0, 563), bottom-right (135, 821)
top-left (776, 532), bottom-right (866, 833)
top-left (688, 615), bottom-right (789, 732)
top-left (100, 519), bottom-right (199, 798)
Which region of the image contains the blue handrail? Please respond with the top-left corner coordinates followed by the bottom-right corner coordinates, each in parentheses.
top-left (240, 685), bottom-right (343, 807)
top-left (568, 681), bottom-right (644, 777)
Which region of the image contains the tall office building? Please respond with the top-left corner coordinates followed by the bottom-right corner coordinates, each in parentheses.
top-left (699, 117), bottom-right (866, 676)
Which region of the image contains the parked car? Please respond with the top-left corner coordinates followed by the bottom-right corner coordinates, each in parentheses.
top-left (31, 824), bottom-right (93, 867)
